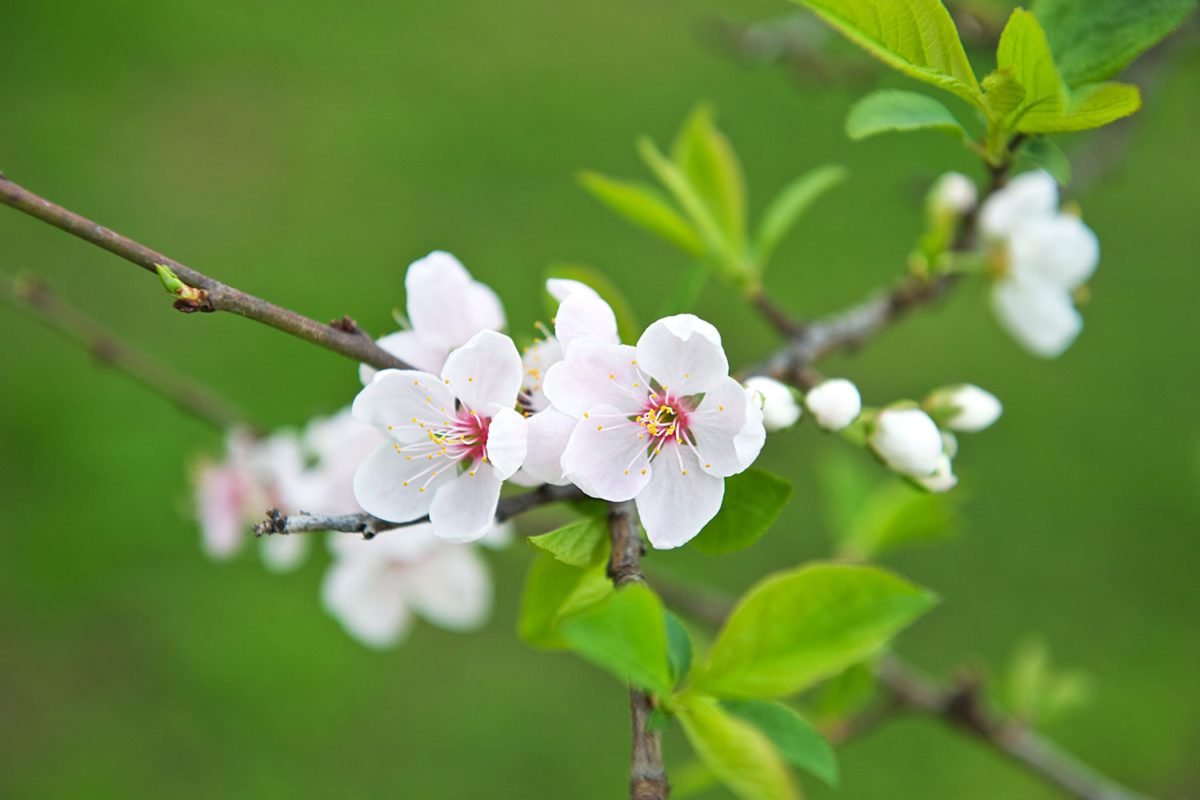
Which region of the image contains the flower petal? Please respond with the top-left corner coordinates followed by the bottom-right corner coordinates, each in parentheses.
top-left (636, 314), bottom-right (728, 396)
top-left (406, 251), bottom-right (505, 350)
top-left (260, 534), bottom-right (309, 573)
top-left (1009, 214), bottom-right (1099, 290)
top-left (321, 556), bottom-right (412, 649)
top-left (352, 369), bottom-right (456, 443)
top-left (636, 444), bottom-right (724, 549)
top-left (195, 464), bottom-right (247, 559)
top-left (688, 377), bottom-right (759, 477)
top-left (542, 340), bottom-right (643, 418)
top-left (520, 336), bottom-right (563, 413)
top-left (352, 442), bottom-right (453, 522)
top-left (359, 331), bottom-right (450, 385)
top-left (441, 329), bottom-right (524, 411)
top-left (521, 407), bottom-right (577, 485)
top-left (560, 407), bottom-right (652, 501)
top-left (484, 405), bottom-right (527, 480)
top-left (992, 280), bottom-right (1083, 358)
top-left (404, 545), bottom-right (492, 631)
top-left (428, 464), bottom-right (503, 542)
top-left (552, 281), bottom-right (619, 350)
top-left (979, 170), bottom-right (1058, 240)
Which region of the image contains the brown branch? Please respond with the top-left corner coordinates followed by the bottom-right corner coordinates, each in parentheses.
top-left (0, 271), bottom-right (249, 430)
top-left (254, 483), bottom-right (587, 538)
top-left (0, 176), bottom-right (410, 371)
top-left (607, 501), bottom-right (670, 800)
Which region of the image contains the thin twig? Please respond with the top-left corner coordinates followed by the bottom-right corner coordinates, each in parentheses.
top-left (0, 176), bottom-right (409, 371)
top-left (607, 501), bottom-right (670, 800)
top-left (0, 271), bottom-right (249, 430)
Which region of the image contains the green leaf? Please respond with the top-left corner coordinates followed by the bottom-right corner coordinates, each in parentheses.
top-left (724, 700), bottom-right (840, 787)
top-left (1026, 81), bottom-right (1142, 133)
top-left (1018, 137), bottom-right (1072, 184)
top-left (693, 563), bottom-right (937, 699)
top-left (818, 453), bottom-right (876, 536)
top-left (559, 584), bottom-right (673, 694)
top-left (1034, 0), bottom-right (1197, 86)
top-left (545, 263), bottom-right (641, 344)
top-left (577, 171), bottom-right (705, 258)
top-left (794, 0), bottom-right (982, 107)
top-left (518, 553), bottom-right (612, 649)
top-left (672, 104), bottom-right (748, 251)
top-left (754, 164), bottom-right (847, 268)
top-left (839, 482), bottom-right (957, 560)
top-left (527, 517), bottom-right (608, 568)
top-left (813, 660), bottom-right (879, 722)
top-left (690, 468), bottom-right (793, 555)
top-left (845, 90), bottom-right (966, 141)
top-left (666, 611), bottom-right (694, 686)
top-left (676, 694), bottom-right (799, 800)
top-left (981, 68), bottom-right (1027, 119)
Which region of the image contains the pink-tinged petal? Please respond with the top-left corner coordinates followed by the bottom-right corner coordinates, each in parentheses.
top-left (195, 463), bottom-right (248, 559)
top-left (992, 281), bottom-right (1082, 358)
top-left (521, 407), bottom-right (576, 485)
top-left (636, 314), bottom-right (728, 396)
top-left (560, 407), bottom-right (652, 501)
top-left (352, 442), bottom-right (453, 522)
top-left (542, 340), bottom-right (643, 418)
top-left (406, 251), bottom-right (506, 350)
top-left (428, 464), bottom-right (504, 542)
top-left (553, 285), bottom-right (619, 350)
top-left (260, 534), bottom-right (309, 573)
top-left (352, 369), bottom-right (456, 443)
top-left (359, 331), bottom-right (450, 385)
top-left (636, 444), bottom-right (724, 550)
top-left (404, 545), bottom-right (492, 631)
top-left (441, 330), bottom-right (524, 411)
top-left (321, 557), bottom-right (412, 649)
top-left (484, 405), bottom-right (527, 480)
top-left (687, 377), bottom-right (757, 477)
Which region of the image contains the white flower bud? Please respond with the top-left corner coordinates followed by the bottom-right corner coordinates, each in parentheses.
top-left (743, 376), bottom-right (801, 432)
top-left (917, 454), bottom-right (958, 493)
top-left (940, 431), bottom-right (959, 459)
top-left (869, 407), bottom-right (944, 478)
top-left (932, 172), bottom-right (977, 216)
top-left (804, 378), bottom-right (862, 431)
top-left (927, 384), bottom-right (1003, 433)
top-left (979, 170), bottom-right (1058, 240)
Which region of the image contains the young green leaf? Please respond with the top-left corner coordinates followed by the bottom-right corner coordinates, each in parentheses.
top-left (1026, 81), bottom-right (1142, 133)
top-left (518, 553), bottom-right (612, 649)
top-left (576, 171), bottom-right (705, 258)
top-left (672, 104), bottom-right (748, 252)
top-left (845, 89), bottom-right (966, 142)
top-left (545, 262), bottom-right (641, 344)
top-left (1018, 137), bottom-right (1072, 185)
top-left (693, 563), bottom-right (937, 699)
top-left (724, 699), bottom-right (840, 787)
top-left (1034, 0), bottom-right (1197, 86)
top-left (754, 164), bottom-right (847, 268)
top-left (676, 694), bottom-right (799, 800)
top-left (981, 68), bottom-right (1027, 119)
top-left (666, 611), bottom-right (695, 686)
top-left (689, 468), bottom-right (793, 555)
top-left (558, 583), bottom-right (673, 694)
top-left (527, 517), bottom-right (609, 568)
top-left (813, 660), bottom-right (879, 722)
top-left (794, 0), bottom-right (983, 108)
top-left (838, 481), bottom-right (957, 560)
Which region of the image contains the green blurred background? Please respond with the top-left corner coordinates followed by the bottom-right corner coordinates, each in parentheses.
top-left (2, 1), bottom-right (1198, 797)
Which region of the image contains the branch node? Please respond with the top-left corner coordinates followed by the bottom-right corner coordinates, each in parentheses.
top-left (330, 315), bottom-right (364, 336)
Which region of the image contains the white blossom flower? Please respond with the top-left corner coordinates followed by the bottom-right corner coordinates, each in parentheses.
top-left (543, 314), bottom-right (765, 549)
top-left (917, 454), bottom-right (958, 493)
top-left (352, 330), bottom-right (528, 543)
top-left (743, 376), bottom-right (802, 432)
top-left (979, 170), bottom-right (1059, 240)
top-left (360, 251), bottom-right (505, 383)
top-left (927, 384), bottom-right (1003, 433)
top-left (932, 172), bottom-right (977, 216)
top-left (322, 522), bottom-right (502, 649)
top-left (805, 378), bottom-right (862, 431)
top-left (869, 407), bottom-right (944, 479)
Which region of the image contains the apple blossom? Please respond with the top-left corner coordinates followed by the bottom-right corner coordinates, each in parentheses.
top-left (925, 384), bottom-right (1003, 433)
top-left (543, 314), bottom-right (765, 549)
top-left (744, 376), bottom-right (802, 432)
top-left (360, 251), bottom-right (505, 383)
top-left (805, 378), bottom-right (862, 431)
top-left (868, 407), bottom-right (944, 479)
top-left (352, 329), bottom-right (528, 543)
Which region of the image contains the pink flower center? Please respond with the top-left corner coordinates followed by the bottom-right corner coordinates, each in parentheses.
top-left (390, 406), bottom-right (491, 492)
top-left (637, 394), bottom-right (691, 456)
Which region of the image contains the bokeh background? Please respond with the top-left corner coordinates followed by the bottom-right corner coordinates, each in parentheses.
top-left (2, 1), bottom-right (1198, 798)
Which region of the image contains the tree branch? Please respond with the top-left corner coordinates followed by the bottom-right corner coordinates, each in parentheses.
top-left (0, 271), bottom-right (250, 430)
top-left (607, 501), bottom-right (670, 800)
top-left (0, 176), bottom-right (409, 371)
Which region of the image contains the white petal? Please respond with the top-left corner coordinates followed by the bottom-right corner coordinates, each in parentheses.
top-left (352, 369), bottom-right (456, 443)
top-left (932, 172), bottom-right (977, 216)
top-left (405, 545), bottom-right (492, 631)
top-left (352, 442), bottom-right (452, 522)
top-left (546, 278), bottom-right (601, 303)
top-left (688, 377), bottom-right (757, 477)
top-left (406, 251), bottom-right (506, 350)
top-left (478, 521), bottom-right (516, 550)
top-left (555, 290), bottom-right (619, 351)
top-left (805, 378), bottom-right (863, 432)
top-left (520, 336), bottom-right (564, 413)
top-left (979, 170), bottom-right (1059, 240)
top-left (484, 405), bottom-right (527, 480)
top-left (359, 331), bottom-right (450, 385)
top-left (869, 408), bottom-right (944, 478)
top-left (260, 534), bottom-right (309, 573)
top-left (428, 464), bottom-right (503, 543)
top-left (934, 384), bottom-right (1003, 433)
top-left (560, 408), bottom-right (652, 501)
top-left (321, 557), bottom-right (412, 649)
top-left (742, 376), bottom-right (801, 432)
top-left (1009, 214), bottom-right (1099, 290)
top-left (542, 340), bottom-right (644, 418)
top-left (441, 330), bottom-right (524, 411)
top-left (917, 455), bottom-right (958, 493)
top-left (992, 281), bottom-right (1083, 358)
top-left (521, 407), bottom-right (577, 486)
top-left (636, 314), bottom-right (728, 397)
top-left (636, 444), bottom-right (724, 550)
top-left (195, 463), bottom-right (248, 559)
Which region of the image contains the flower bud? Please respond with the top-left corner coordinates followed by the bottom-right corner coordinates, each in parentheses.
top-left (805, 378), bottom-right (862, 431)
top-left (931, 172), bottom-right (977, 216)
top-left (925, 384), bottom-right (1002, 433)
top-left (869, 407), bottom-right (943, 478)
top-left (917, 454), bottom-right (958, 493)
top-left (743, 376), bottom-right (801, 432)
